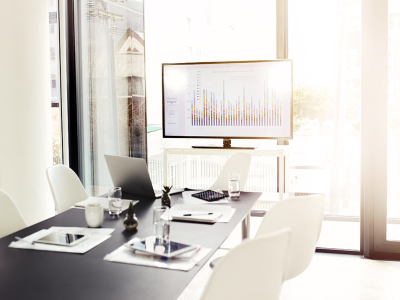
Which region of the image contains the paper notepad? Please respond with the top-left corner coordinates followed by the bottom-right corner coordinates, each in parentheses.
top-left (104, 241), bottom-right (211, 272)
top-left (167, 204), bottom-right (235, 223)
top-left (74, 197), bottom-right (138, 211)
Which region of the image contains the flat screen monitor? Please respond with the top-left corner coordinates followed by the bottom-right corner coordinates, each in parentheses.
top-left (162, 60), bottom-right (293, 141)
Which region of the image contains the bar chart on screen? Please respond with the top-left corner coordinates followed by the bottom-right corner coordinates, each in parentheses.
top-left (190, 80), bottom-right (282, 127)
top-left (163, 61), bottom-right (292, 138)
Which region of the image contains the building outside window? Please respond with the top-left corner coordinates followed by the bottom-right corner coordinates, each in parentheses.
top-left (74, 0), bottom-right (146, 196)
top-left (49, 1), bottom-right (62, 165)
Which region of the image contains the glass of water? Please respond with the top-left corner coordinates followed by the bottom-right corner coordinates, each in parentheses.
top-left (108, 187), bottom-right (122, 216)
top-left (228, 173), bottom-right (240, 198)
top-left (153, 206), bottom-right (170, 242)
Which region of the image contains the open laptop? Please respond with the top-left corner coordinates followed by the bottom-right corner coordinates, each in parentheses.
top-left (104, 155), bottom-right (184, 198)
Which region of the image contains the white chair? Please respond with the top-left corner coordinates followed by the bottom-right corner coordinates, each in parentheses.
top-left (209, 153), bottom-right (252, 190)
top-left (46, 164), bottom-right (89, 213)
top-left (255, 195), bottom-right (324, 280)
top-left (0, 189), bottom-right (27, 238)
top-left (200, 228), bottom-right (292, 300)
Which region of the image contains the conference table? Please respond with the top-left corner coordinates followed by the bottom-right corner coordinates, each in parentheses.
top-left (0, 190), bottom-right (261, 300)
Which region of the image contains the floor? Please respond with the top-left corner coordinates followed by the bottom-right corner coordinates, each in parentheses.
top-left (177, 217), bottom-right (400, 300)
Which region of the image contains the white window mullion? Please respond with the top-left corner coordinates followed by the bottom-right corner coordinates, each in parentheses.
top-left (361, 0), bottom-right (400, 255)
top-left (59, 0), bottom-right (69, 167)
top-left (276, 0), bottom-right (288, 59)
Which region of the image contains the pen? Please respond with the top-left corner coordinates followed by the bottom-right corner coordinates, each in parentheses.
top-left (183, 213), bottom-right (213, 216)
top-left (15, 236), bottom-right (34, 245)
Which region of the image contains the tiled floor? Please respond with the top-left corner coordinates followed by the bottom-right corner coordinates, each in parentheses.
top-left (279, 253), bottom-right (400, 300)
top-left (178, 217), bottom-right (400, 300)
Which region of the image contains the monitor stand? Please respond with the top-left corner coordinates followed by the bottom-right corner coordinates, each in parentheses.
top-left (192, 139), bottom-right (258, 149)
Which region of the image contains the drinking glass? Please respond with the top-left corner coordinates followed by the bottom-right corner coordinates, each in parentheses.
top-left (153, 206), bottom-right (170, 242)
top-left (85, 203), bottom-right (104, 227)
top-left (108, 187), bottom-right (122, 216)
top-left (228, 173), bottom-right (240, 198)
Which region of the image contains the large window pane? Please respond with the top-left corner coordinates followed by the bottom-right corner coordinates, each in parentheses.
top-left (76, 0), bottom-right (146, 196)
top-left (145, 0), bottom-right (276, 186)
top-left (49, 0), bottom-right (62, 165)
top-left (289, 0), bottom-right (361, 250)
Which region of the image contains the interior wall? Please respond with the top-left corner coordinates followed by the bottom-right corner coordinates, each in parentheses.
top-left (0, 0), bottom-right (54, 225)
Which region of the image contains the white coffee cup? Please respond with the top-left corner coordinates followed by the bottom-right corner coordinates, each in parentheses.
top-left (85, 203), bottom-right (104, 228)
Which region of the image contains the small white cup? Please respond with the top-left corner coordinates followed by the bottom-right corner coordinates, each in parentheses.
top-left (85, 203), bottom-right (104, 228)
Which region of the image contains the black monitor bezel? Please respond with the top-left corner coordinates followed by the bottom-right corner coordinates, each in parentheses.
top-left (162, 59), bottom-right (293, 140)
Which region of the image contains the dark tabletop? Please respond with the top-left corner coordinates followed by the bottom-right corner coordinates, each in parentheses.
top-left (0, 191), bottom-right (261, 300)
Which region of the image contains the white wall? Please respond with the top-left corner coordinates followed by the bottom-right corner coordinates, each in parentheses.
top-left (0, 0), bottom-right (54, 225)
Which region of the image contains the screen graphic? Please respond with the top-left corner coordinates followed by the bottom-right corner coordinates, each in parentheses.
top-left (163, 61), bottom-right (292, 138)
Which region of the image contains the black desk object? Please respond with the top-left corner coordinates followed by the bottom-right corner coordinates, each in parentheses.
top-left (0, 191), bottom-right (260, 300)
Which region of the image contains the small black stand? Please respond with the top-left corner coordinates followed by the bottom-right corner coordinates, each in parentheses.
top-left (223, 139), bottom-right (231, 148)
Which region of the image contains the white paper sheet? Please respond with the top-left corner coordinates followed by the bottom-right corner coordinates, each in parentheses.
top-left (168, 204), bottom-right (236, 223)
top-left (74, 197), bottom-right (138, 211)
top-left (104, 240), bottom-right (211, 271)
top-left (9, 227), bottom-right (114, 254)
top-left (182, 191), bottom-right (229, 204)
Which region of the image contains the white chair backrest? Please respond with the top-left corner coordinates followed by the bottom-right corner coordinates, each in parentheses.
top-left (200, 228), bottom-right (292, 300)
top-left (209, 153), bottom-right (252, 191)
top-left (46, 164), bottom-right (89, 213)
top-left (0, 189), bottom-right (27, 238)
top-left (255, 195), bottom-right (324, 280)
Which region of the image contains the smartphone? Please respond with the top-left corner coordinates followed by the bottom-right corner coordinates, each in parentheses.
top-left (124, 237), bottom-right (197, 258)
top-left (34, 232), bottom-right (89, 247)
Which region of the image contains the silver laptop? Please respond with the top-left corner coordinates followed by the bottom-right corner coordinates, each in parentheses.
top-left (104, 155), bottom-right (183, 198)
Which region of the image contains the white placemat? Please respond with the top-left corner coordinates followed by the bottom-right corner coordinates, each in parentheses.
top-left (74, 197), bottom-right (138, 211)
top-left (9, 227), bottom-right (114, 254)
top-left (173, 201), bottom-right (236, 223)
top-left (104, 240), bottom-right (211, 272)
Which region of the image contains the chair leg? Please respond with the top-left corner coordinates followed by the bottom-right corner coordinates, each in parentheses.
top-left (241, 213), bottom-right (250, 240)
top-left (209, 256), bottom-right (222, 269)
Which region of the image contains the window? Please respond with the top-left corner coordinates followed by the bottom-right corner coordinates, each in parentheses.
top-left (51, 74), bottom-right (56, 89)
top-left (144, 0), bottom-right (277, 188)
top-left (289, 0), bottom-right (361, 250)
top-left (50, 47), bottom-right (55, 61)
top-left (74, 0), bottom-right (146, 196)
top-left (49, 1), bottom-right (62, 165)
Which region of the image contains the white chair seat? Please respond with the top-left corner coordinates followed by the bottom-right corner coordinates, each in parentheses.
top-left (200, 228), bottom-right (292, 300)
top-left (255, 195), bottom-right (324, 280)
top-left (46, 165), bottom-right (89, 213)
top-left (209, 153), bottom-right (252, 191)
top-left (0, 189), bottom-right (27, 238)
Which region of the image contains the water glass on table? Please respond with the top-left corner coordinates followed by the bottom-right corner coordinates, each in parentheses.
top-left (153, 206), bottom-right (170, 243)
top-left (108, 187), bottom-right (123, 216)
top-left (228, 173), bottom-right (240, 198)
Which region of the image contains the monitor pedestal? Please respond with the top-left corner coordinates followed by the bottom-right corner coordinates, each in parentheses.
top-left (223, 138), bottom-right (231, 148)
top-left (192, 139), bottom-right (258, 149)
top-left (277, 138), bottom-right (289, 145)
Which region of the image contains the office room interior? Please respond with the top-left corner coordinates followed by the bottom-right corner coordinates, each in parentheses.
top-left (1, 0), bottom-right (400, 299)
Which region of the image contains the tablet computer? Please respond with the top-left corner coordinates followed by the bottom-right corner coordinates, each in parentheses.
top-left (124, 237), bottom-right (197, 258)
top-left (191, 190), bottom-right (226, 202)
top-left (34, 232), bottom-right (89, 247)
